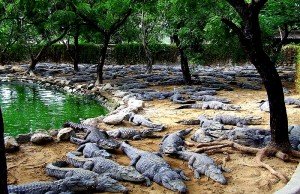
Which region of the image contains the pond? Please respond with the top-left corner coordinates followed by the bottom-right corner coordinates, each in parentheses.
top-left (0, 82), bottom-right (108, 136)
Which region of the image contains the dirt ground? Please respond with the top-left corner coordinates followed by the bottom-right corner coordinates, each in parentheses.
top-left (6, 83), bottom-right (300, 194)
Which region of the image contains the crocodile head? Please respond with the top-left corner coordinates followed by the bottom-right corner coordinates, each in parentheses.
top-left (98, 139), bottom-right (120, 150)
top-left (96, 175), bottom-right (128, 193)
top-left (206, 165), bottom-right (227, 185)
top-left (120, 166), bottom-right (145, 182)
top-left (160, 170), bottom-right (187, 193)
top-left (94, 150), bottom-right (112, 158)
top-left (141, 129), bottom-right (154, 137)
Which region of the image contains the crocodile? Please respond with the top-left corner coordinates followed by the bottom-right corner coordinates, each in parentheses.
top-left (198, 115), bottom-right (224, 130)
top-left (66, 151), bottom-right (149, 185)
top-left (190, 95), bottom-right (231, 103)
top-left (170, 92), bottom-right (196, 104)
top-left (175, 119), bottom-right (200, 125)
top-left (8, 179), bottom-right (79, 194)
top-left (191, 127), bottom-right (230, 143)
top-left (227, 127), bottom-right (271, 148)
top-left (46, 161), bottom-right (128, 193)
top-left (77, 143), bottom-right (112, 158)
top-left (120, 142), bottom-right (189, 193)
top-left (213, 114), bottom-right (262, 127)
top-left (159, 129), bottom-right (193, 155)
top-left (128, 114), bottom-right (165, 131)
top-left (107, 128), bottom-right (161, 140)
top-left (64, 122), bottom-right (120, 149)
top-left (177, 150), bottom-right (227, 184)
top-left (176, 101), bottom-right (241, 111)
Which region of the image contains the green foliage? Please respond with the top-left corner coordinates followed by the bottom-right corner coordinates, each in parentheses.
top-left (113, 43), bottom-right (178, 65)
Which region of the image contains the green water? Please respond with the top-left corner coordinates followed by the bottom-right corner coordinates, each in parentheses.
top-left (0, 82), bottom-right (108, 136)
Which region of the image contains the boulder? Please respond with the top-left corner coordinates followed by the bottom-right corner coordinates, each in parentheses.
top-left (57, 128), bottom-right (75, 141)
top-left (127, 98), bottom-right (144, 110)
top-left (30, 132), bottom-right (53, 145)
top-left (103, 113), bottom-right (125, 125)
top-left (81, 116), bottom-right (104, 126)
top-left (4, 136), bottom-right (20, 153)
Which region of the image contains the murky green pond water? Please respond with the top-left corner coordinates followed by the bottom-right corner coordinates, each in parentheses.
top-left (0, 82), bottom-right (108, 136)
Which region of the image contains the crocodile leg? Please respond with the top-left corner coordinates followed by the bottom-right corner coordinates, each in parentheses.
top-left (133, 135), bottom-right (142, 140)
top-left (174, 168), bottom-right (190, 181)
top-left (194, 170), bottom-right (201, 179)
top-left (130, 155), bottom-right (141, 166)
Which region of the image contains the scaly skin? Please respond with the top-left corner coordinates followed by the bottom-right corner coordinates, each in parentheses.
top-left (176, 101), bottom-right (241, 111)
top-left (46, 161), bottom-right (128, 193)
top-left (121, 142), bottom-right (189, 193)
top-left (213, 114), bottom-right (262, 127)
top-left (107, 128), bottom-right (160, 140)
top-left (64, 122), bottom-right (120, 149)
top-left (177, 151), bottom-right (227, 184)
top-left (159, 129), bottom-right (193, 155)
top-left (128, 114), bottom-right (165, 131)
top-left (77, 143), bottom-right (112, 158)
top-left (66, 151), bottom-right (148, 184)
top-left (8, 179), bottom-right (74, 194)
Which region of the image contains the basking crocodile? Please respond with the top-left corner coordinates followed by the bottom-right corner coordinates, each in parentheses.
top-left (191, 95), bottom-right (231, 103)
top-left (159, 129), bottom-right (193, 155)
top-left (120, 142), bottom-right (189, 193)
top-left (128, 114), bottom-right (165, 131)
top-left (199, 115), bottom-right (224, 130)
top-left (213, 114), bottom-right (262, 127)
top-left (177, 150), bottom-right (227, 184)
top-left (77, 142), bottom-right (112, 158)
top-left (176, 101), bottom-right (241, 111)
top-left (175, 119), bottom-right (200, 125)
top-left (46, 161), bottom-right (128, 193)
top-left (64, 122), bottom-right (120, 149)
top-left (170, 92), bottom-right (196, 104)
top-left (107, 128), bottom-right (161, 140)
top-left (66, 151), bottom-right (149, 185)
top-left (8, 179), bottom-right (78, 194)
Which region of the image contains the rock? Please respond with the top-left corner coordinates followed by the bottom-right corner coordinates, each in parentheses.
top-left (81, 116), bottom-right (104, 126)
top-left (16, 133), bottom-right (32, 144)
top-left (102, 83), bottom-right (113, 90)
top-left (49, 129), bottom-right (59, 136)
top-left (4, 136), bottom-right (20, 153)
top-left (30, 133), bottom-right (53, 145)
top-left (127, 98), bottom-right (144, 110)
top-left (57, 128), bottom-right (75, 141)
top-left (113, 90), bottom-right (129, 98)
top-left (103, 113), bottom-right (125, 125)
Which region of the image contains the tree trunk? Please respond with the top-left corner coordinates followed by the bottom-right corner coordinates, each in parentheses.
top-left (96, 35), bottom-right (110, 85)
top-left (0, 108), bottom-right (8, 194)
top-left (172, 34), bottom-right (192, 85)
top-left (222, 0), bottom-right (290, 151)
top-left (73, 27), bottom-right (80, 72)
top-left (253, 52), bottom-right (290, 150)
top-left (140, 10), bottom-right (154, 74)
top-left (28, 55), bottom-right (39, 73)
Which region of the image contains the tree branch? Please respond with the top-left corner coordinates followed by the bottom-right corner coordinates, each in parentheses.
top-left (221, 18), bottom-right (243, 39)
top-left (67, 0), bottom-right (106, 35)
top-left (109, 9), bottom-right (132, 35)
top-left (224, 0), bottom-right (248, 17)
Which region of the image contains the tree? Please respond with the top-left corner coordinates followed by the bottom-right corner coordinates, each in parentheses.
top-left (219, 0), bottom-right (300, 181)
top-left (0, 108), bottom-right (8, 194)
top-left (18, 0), bottom-right (73, 74)
top-left (158, 0), bottom-right (214, 84)
top-left (68, 0), bottom-right (133, 85)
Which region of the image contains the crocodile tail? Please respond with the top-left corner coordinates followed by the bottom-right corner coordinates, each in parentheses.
top-left (70, 136), bottom-right (86, 145)
top-left (66, 152), bottom-right (86, 168)
top-left (45, 161), bottom-right (69, 179)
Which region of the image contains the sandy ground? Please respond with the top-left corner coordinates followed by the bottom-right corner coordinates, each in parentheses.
top-left (6, 84), bottom-right (300, 194)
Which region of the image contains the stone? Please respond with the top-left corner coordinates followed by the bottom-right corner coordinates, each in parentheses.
top-left (30, 132), bottom-right (53, 145)
top-left (127, 98), bottom-right (144, 110)
top-left (102, 83), bottom-right (113, 90)
top-left (113, 90), bottom-right (129, 98)
top-left (16, 133), bottom-right (32, 144)
top-left (103, 113), bottom-right (125, 125)
top-left (81, 116), bottom-right (104, 126)
top-left (57, 128), bottom-right (75, 141)
top-left (4, 136), bottom-right (20, 153)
